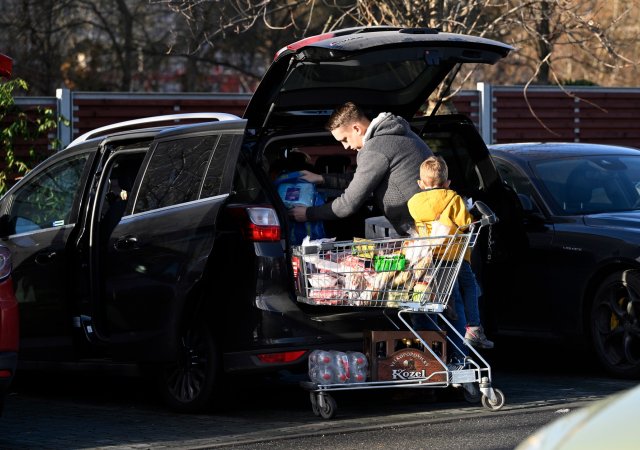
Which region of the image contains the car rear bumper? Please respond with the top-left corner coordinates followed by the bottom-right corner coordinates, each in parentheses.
top-left (223, 332), bottom-right (364, 373)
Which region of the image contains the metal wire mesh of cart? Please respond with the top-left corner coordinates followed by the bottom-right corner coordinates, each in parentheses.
top-left (292, 224), bottom-right (480, 312)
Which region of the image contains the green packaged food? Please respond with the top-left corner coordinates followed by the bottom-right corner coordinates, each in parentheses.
top-left (373, 254), bottom-right (406, 272)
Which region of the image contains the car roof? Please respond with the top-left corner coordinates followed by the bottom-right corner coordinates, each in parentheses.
top-left (488, 142), bottom-right (640, 164)
top-left (245, 26), bottom-right (512, 133)
top-left (65, 113), bottom-right (245, 151)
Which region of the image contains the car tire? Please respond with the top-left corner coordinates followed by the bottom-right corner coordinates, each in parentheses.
top-left (156, 321), bottom-right (220, 413)
top-left (590, 269), bottom-right (640, 378)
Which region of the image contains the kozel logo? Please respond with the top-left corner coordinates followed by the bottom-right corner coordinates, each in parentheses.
top-left (390, 350), bottom-right (430, 380)
top-left (391, 368), bottom-right (426, 379)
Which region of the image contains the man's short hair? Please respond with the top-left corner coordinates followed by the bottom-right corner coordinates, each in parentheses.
top-left (325, 102), bottom-right (368, 131)
top-left (419, 156), bottom-right (448, 187)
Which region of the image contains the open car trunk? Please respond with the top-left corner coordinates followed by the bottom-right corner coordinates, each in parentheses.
top-left (258, 113), bottom-right (508, 325)
top-left (244, 27), bottom-right (512, 135)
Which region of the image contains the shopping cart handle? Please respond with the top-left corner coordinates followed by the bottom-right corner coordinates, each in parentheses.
top-left (472, 201), bottom-right (499, 226)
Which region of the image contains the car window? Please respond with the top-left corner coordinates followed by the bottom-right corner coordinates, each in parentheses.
top-left (230, 151), bottom-right (268, 203)
top-left (200, 134), bottom-right (235, 198)
top-left (493, 158), bottom-right (542, 213)
top-left (8, 153), bottom-right (90, 234)
top-left (134, 135), bottom-right (219, 213)
top-left (532, 156), bottom-right (640, 215)
top-left (284, 55), bottom-right (446, 93)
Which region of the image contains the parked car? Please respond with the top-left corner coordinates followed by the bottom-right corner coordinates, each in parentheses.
top-left (516, 383), bottom-right (640, 450)
top-left (0, 245), bottom-right (17, 416)
top-left (0, 53), bottom-right (11, 78)
top-left (486, 142), bottom-right (640, 378)
top-left (0, 52), bottom-right (18, 416)
top-left (0, 27), bottom-right (520, 412)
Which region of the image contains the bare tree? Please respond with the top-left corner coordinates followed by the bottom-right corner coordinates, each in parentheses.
top-left (159, 0), bottom-right (637, 89)
top-left (66, 0), bottom-right (171, 91)
top-left (154, 0), bottom-right (340, 90)
top-left (1, 0), bottom-right (637, 94)
top-left (0, 0), bottom-right (81, 95)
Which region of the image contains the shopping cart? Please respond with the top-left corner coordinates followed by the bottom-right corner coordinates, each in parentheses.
top-left (292, 201), bottom-right (505, 419)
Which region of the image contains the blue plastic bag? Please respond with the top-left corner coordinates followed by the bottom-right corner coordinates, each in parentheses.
top-left (274, 172), bottom-right (326, 245)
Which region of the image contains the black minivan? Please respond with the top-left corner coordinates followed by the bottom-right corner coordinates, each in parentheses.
top-left (1, 27), bottom-right (514, 411)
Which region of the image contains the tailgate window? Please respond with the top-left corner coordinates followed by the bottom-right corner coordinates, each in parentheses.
top-left (284, 58), bottom-right (446, 93)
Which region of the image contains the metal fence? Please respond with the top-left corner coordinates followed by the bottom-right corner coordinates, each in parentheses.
top-left (6, 84), bottom-right (640, 152)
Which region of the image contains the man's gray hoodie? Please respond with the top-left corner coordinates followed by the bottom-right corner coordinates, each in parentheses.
top-left (306, 113), bottom-right (433, 235)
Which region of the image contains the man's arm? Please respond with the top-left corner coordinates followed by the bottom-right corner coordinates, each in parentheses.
top-left (305, 151), bottom-right (388, 222)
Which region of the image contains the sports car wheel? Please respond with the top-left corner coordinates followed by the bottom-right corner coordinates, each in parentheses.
top-left (591, 270), bottom-right (640, 378)
top-left (157, 322), bottom-right (219, 412)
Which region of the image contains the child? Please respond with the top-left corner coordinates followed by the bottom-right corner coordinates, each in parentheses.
top-left (407, 156), bottom-right (494, 350)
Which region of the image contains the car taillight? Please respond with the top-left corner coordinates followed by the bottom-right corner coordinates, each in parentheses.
top-left (256, 350), bottom-right (306, 364)
top-left (0, 246), bottom-right (12, 280)
top-left (229, 206), bottom-right (281, 242)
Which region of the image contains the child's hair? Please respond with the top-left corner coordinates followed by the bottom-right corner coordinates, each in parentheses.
top-left (419, 156), bottom-right (448, 187)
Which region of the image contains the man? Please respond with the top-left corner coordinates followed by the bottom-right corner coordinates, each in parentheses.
top-left (289, 102), bottom-right (433, 235)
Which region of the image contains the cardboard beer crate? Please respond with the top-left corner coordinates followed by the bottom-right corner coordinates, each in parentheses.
top-left (364, 330), bottom-right (447, 383)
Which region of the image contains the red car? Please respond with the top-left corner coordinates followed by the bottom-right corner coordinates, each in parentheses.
top-left (0, 245), bottom-right (16, 415)
top-left (0, 53), bottom-right (11, 79)
top-left (0, 53), bottom-right (16, 416)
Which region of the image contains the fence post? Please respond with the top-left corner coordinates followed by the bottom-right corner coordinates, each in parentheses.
top-left (477, 82), bottom-right (493, 144)
top-left (56, 88), bottom-right (73, 149)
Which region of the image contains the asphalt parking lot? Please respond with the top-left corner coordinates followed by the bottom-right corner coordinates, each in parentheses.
top-left (1, 342), bottom-right (637, 450)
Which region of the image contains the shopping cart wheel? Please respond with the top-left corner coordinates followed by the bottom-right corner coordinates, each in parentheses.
top-left (481, 388), bottom-right (505, 411)
top-left (310, 392), bottom-right (320, 416)
top-left (318, 394), bottom-right (337, 419)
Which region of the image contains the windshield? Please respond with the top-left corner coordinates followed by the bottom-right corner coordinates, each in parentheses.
top-left (532, 155), bottom-right (640, 215)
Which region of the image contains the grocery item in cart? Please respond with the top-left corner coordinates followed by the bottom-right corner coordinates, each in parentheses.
top-left (308, 349), bottom-right (368, 385)
top-left (347, 351), bottom-right (368, 383)
top-left (307, 273), bottom-right (339, 288)
top-left (297, 236), bottom-right (448, 307)
top-left (363, 330), bottom-right (447, 382)
top-left (373, 254), bottom-right (406, 272)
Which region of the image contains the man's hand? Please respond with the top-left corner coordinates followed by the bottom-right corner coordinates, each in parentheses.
top-left (289, 206), bottom-right (308, 222)
top-left (298, 170), bottom-right (324, 184)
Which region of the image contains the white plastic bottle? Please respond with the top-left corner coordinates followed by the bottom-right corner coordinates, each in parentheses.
top-left (347, 351), bottom-right (368, 383)
top-left (308, 350), bottom-right (335, 385)
top-left (332, 351), bottom-right (350, 384)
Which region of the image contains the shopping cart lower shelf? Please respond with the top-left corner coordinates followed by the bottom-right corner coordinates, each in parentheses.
top-left (292, 202), bottom-right (505, 419)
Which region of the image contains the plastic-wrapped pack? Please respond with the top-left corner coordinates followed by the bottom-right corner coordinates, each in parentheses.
top-left (308, 349), bottom-right (368, 385)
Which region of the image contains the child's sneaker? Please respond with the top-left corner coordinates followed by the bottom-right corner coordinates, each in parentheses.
top-left (465, 326), bottom-right (494, 349)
